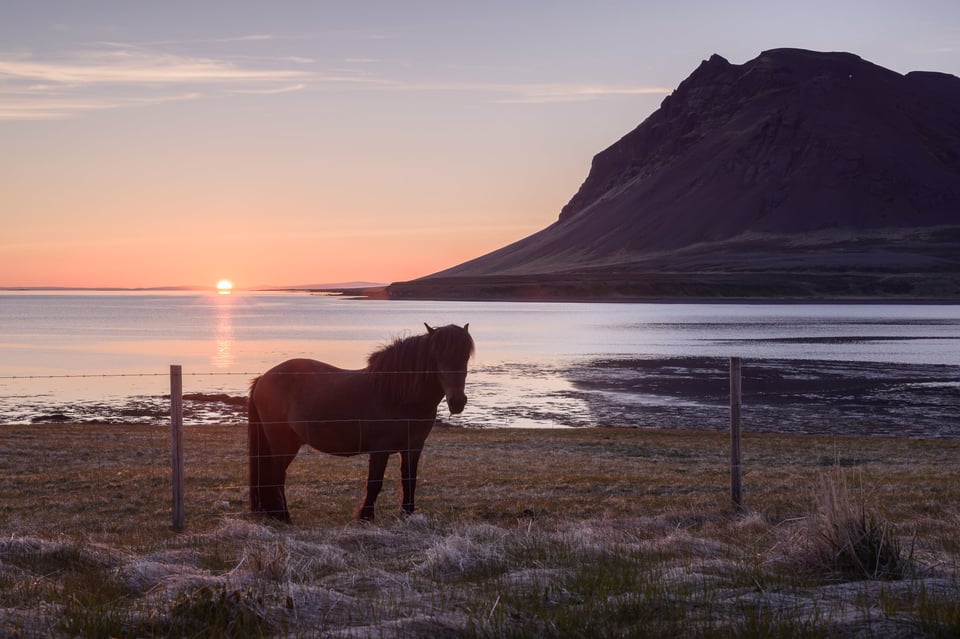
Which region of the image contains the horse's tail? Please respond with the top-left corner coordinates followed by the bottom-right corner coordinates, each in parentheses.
top-left (248, 376), bottom-right (267, 514)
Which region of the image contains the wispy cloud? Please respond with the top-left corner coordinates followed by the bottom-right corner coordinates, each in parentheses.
top-left (102, 34), bottom-right (279, 47)
top-left (386, 80), bottom-right (671, 104)
top-left (0, 47), bottom-right (310, 119)
top-left (0, 44), bottom-right (671, 120)
top-left (231, 83), bottom-right (307, 95)
top-left (0, 92), bottom-right (200, 120)
top-left (0, 93), bottom-right (200, 120)
top-left (0, 49), bottom-right (307, 84)
top-left (488, 83), bottom-right (670, 104)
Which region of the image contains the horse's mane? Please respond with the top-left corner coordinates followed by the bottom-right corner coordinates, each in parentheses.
top-left (367, 333), bottom-right (431, 374)
top-left (366, 327), bottom-right (474, 405)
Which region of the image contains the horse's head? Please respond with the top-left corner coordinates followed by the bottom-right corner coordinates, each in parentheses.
top-left (424, 323), bottom-right (474, 414)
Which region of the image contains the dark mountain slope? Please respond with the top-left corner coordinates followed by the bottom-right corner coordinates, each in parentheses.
top-left (388, 49), bottom-right (960, 299)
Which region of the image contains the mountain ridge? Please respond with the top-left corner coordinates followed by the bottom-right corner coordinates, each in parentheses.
top-left (387, 48), bottom-right (960, 300)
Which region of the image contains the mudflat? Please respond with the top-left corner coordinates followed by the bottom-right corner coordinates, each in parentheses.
top-left (565, 356), bottom-right (960, 437)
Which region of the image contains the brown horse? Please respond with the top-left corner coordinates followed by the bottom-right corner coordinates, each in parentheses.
top-left (248, 323), bottom-right (474, 523)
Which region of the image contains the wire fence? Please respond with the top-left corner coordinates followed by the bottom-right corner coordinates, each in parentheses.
top-left (0, 361), bottom-right (745, 531)
top-left (2, 364), bottom-right (560, 531)
top-left (3, 358), bottom-right (959, 532)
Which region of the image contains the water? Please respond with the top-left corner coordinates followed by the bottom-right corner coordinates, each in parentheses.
top-left (1, 291), bottom-right (958, 435)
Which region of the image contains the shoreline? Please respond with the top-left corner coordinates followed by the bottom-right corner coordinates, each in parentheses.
top-left (5, 285), bottom-right (959, 305)
top-left (316, 284), bottom-right (960, 304)
top-left (7, 356), bottom-right (959, 439)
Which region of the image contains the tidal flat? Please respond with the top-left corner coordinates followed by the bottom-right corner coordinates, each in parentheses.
top-left (1, 423), bottom-right (959, 637)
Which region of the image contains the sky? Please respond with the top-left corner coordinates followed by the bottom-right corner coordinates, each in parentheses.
top-left (2, 1), bottom-right (959, 289)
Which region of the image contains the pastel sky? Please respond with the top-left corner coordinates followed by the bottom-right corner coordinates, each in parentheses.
top-left (2, 1), bottom-right (958, 288)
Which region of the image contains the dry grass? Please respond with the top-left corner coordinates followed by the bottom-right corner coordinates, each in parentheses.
top-left (1, 423), bottom-right (959, 637)
top-left (801, 466), bottom-right (906, 581)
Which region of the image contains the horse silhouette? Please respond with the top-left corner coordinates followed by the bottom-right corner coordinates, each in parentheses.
top-left (248, 323), bottom-right (474, 522)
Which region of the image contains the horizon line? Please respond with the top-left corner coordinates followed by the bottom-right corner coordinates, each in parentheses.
top-left (0, 282), bottom-right (390, 292)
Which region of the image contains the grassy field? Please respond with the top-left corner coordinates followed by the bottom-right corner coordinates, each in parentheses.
top-left (1, 423), bottom-right (959, 637)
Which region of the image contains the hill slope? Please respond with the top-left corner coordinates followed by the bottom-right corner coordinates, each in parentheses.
top-left (389, 48), bottom-right (960, 300)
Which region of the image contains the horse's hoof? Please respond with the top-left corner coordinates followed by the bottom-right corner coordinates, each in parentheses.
top-left (250, 511), bottom-right (292, 525)
top-left (255, 507), bottom-right (291, 523)
top-left (355, 507), bottom-right (375, 523)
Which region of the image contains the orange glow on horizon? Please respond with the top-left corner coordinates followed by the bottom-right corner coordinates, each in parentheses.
top-left (0, 218), bottom-right (535, 289)
top-left (216, 279), bottom-right (234, 293)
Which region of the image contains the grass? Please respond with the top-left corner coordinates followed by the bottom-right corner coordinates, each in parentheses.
top-left (803, 466), bottom-right (907, 581)
top-left (1, 423), bottom-right (959, 637)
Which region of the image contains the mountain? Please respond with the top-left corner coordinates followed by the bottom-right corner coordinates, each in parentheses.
top-left (388, 48), bottom-right (960, 300)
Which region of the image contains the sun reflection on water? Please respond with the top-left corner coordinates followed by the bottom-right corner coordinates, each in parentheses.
top-left (212, 293), bottom-right (235, 369)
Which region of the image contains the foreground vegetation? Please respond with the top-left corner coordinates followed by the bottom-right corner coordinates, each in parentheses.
top-left (1, 423), bottom-right (959, 637)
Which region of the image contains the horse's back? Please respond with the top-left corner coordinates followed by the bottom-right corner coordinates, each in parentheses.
top-left (264, 357), bottom-right (345, 377)
top-left (252, 358), bottom-right (357, 415)
top-left (250, 358), bottom-right (377, 439)
top-left (250, 356), bottom-right (435, 456)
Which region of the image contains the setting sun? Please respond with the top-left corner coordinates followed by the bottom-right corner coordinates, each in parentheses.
top-left (216, 279), bottom-right (234, 293)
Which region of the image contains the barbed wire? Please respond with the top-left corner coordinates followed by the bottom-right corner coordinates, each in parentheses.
top-left (0, 372), bottom-right (170, 380)
top-left (0, 369), bottom-right (473, 380)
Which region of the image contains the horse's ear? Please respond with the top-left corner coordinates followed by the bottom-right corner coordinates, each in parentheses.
top-left (464, 323), bottom-right (469, 333)
top-left (424, 323), bottom-right (435, 334)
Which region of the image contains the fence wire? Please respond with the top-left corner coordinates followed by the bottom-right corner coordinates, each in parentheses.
top-left (0, 369), bottom-right (467, 380)
top-left (14, 359), bottom-right (950, 525)
top-left (1, 366), bottom-right (481, 524)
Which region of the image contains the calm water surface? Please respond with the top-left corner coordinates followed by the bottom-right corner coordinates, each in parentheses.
top-left (1, 291), bottom-right (958, 430)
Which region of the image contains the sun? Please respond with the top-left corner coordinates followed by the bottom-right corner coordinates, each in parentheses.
top-left (216, 279), bottom-right (234, 294)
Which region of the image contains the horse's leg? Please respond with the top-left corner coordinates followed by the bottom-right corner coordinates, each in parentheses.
top-left (267, 449), bottom-right (298, 523)
top-left (249, 418), bottom-right (269, 514)
top-left (248, 396), bottom-right (270, 515)
top-left (356, 452), bottom-right (390, 522)
top-left (399, 447), bottom-right (423, 516)
top-left (250, 422), bottom-right (299, 523)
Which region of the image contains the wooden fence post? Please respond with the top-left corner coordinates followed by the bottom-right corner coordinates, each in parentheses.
top-left (730, 357), bottom-right (743, 511)
top-left (170, 364), bottom-right (185, 532)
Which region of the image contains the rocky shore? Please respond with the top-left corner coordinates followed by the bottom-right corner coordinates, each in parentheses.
top-left (565, 357), bottom-right (960, 438)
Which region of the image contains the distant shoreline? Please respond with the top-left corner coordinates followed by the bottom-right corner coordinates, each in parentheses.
top-left (0, 286), bottom-right (212, 292)
top-left (313, 284), bottom-right (960, 305)
top-left (4, 285), bottom-right (959, 305)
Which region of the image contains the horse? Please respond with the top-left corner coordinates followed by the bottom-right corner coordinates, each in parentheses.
top-left (248, 323), bottom-right (474, 523)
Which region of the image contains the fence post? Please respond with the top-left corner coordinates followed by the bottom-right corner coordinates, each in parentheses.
top-left (729, 357), bottom-right (743, 511)
top-left (170, 364), bottom-right (185, 532)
